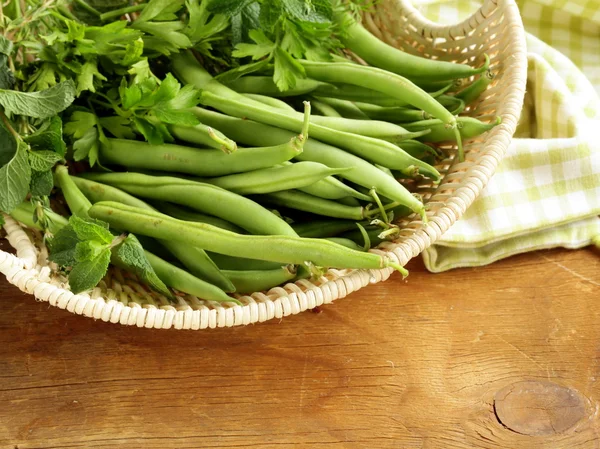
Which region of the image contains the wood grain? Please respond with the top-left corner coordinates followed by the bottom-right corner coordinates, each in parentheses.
top-left (1, 243), bottom-right (599, 449)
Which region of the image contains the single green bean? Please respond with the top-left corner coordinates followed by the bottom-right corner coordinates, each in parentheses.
top-left (242, 93), bottom-right (296, 112)
top-left (70, 176), bottom-right (236, 292)
top-left (398, 140), bottom-right (442, 161)
top-left (324, 237), bottom-right (364, 252)
top-left (101, 137), bottom-right (302, 177)
top-left (198, 93), bottom-right (439, 181)
top-left (338, 197), bottom-right (362, 207)
top-left (313, 97), bottom-right (370, 120)
top-left (144, 251), bottom-right (238, 304)
top-left (172, 123), bottom-right (237, 153)
top-left (54, 165), bottom-right (92, 219)
top-left (222, 265), bottom-right (297, 293)
top-left (292, 219), bottom-right (361, 238)
top-left (404, 116), bottom-right (502, 142)
top-left (355, 102), bottom-right (430, 122)
top-left (256, 190), bottom-right (365, 221)
top-left (89, 202), bottom-right (407, 273)
top-left (336, 12), bottom-right (489, 81)
top-left (298, 60), bottom-right (464, 160)
top-left (311, 99), bottom-right (342, 117)
top-left (81, 172), bottom-right (299, 237)
top-left (189, 108), bottom-right (428, 220)
top-left (204, 162), bottom-right (352, 195)
top-left (152, 202), bottom-right (245, 234)
top-left (207, 252), bottom-right (283, 271)
top-left (456, 71), bottom-right (494, 105)
top-left (223, 75), bottom-right (333, 97)
top-left (437, 95), bottom-right (466, 114)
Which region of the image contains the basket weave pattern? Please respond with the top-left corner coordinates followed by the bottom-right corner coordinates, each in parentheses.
top-left (0, 0), bottom-right (527, 329)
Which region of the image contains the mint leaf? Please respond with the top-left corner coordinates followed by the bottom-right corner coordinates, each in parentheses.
top-left (208, 0), bottom-right (255, 16)
top-left (0, 54), bottom-right (15, 90)
top-left (70, 215), bottom-right (113, 244)
top-left (30, 170), bottom-right (54, 197)
top-left (68, 247), bottom-right (111, 294)
top-left (28, 150), bottom-right (62, 172)
top-left (0, 81), bottom-right (76, 119)
top-left (24, 116), bottom-right (67, 156)
top-left (115, 234), bottom-right (172, 298)
top-left (48, 225), bottom-right (79, 267)
top-left (75, 240), bottom-right (108, 262)
top-left (0, 141), bottom-right (32, 214)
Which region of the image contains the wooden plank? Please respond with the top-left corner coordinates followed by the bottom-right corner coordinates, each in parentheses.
top-left (0, 246), bottom-right (599, 449)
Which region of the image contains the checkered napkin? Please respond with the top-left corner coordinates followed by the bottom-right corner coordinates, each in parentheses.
top-left (412, 0), bottom-right (600, 272)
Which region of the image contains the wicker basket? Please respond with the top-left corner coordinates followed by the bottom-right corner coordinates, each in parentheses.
top-left (0, 0), bottom-right (527, 329)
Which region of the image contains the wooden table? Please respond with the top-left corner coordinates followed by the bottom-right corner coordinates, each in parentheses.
top-left (1, 243), bottom-right (599, 449)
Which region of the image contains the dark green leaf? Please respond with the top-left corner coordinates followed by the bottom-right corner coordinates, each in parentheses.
top-left (231, 12), bottom-right (243, 46)
top-left (48, 225), bottom-right (79, 267)
top-left (259, 0), bottom-right (283, 31)
top-left (0, 142), bottom-right (32, 214)
top-left (215, 59), bottom-right (270, 84)
top-left (114, 234), bottom-right (172, 298)
top-left (121, 84), bottom-right (142, 110)
top-left (24, 116), bottom-right (67, 156)
top-left (208, 0), bottom-right (255, 16)
top-left (0, 81), bottom-right (76, 119)
top-left (30, 170), bottom-right (54, 197)
top-left (0, 36), bottom-right (13, 56)
top-left (137, 0), bottom-right (183, 23)
top-left (133, 117), bottom-right (164, 145)
top-left (0, 118), bottom-right (17, 167)
top-left (28, 150), bottom-right (62, 172)
top-left (0, 55), bottom-right (15, 90)
top-left (99, 116), bottom-right (135, 139)
top-left (68, 247), bottom-right (111, 294)
top-left (70, 215), bottom-right (113, 244)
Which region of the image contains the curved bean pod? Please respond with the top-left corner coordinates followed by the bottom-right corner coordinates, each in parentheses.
top-left (204, 162), bottom-right (352, 195)
top-left (404, 116), bottom-right (502, 142)
top-left (222, 265), bottom-right (297, 294)
top-left (292, 219), bottom-right (361, 238)
top-left (100, 137), bottom-right (303, 177)
top-left (256, 190), bottom-right (365, 220)
top-left (81, 172), bottom-right (299, 237)
top-left (324, 237), bottom-right (364, 252)
top-left (456, 71), bottom-right (494, 105)
top-left (312, 97), bottom-right (370, 120)
top-left (152, 202), bottom-right (245, 234)
top-left (224, 75), bottom-right (333, 97)
top-left (207, 252), bottom-right (283, 271)
top-left (89, 202), bottom-right (406, 272)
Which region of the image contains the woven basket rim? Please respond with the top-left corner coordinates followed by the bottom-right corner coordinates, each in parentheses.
top-left (0, 0), bottom-right (528, 330)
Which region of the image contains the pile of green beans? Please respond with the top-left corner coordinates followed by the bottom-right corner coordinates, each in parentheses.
top-left (40, 23), bottom-right (501, 303)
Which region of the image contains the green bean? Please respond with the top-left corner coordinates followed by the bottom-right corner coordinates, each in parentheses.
top-left (172, 123), bottom-right (237, 153)
top-left (312, 97), bottom-right (370, 120)
top-left (415, 79), bottom-right (463, 92)
top-left (242, 93), bottom-right (296, 112)
top-left (81, 172), bottom-right (299, 237)
top-left (312, 82), bottom-right (451, 108)
top-left (256, 190), bottom-right (365, 220)
top-left (298, 60), bottom-right (465, 160)
top-left (292, 219), bottom-right (360, 238)
top-left (338, 197), bottom-right (361, 207)
top-left (206, 252), bottom-right (283, 271)
top-left (204, 162), bottom-right (352, 195)
top-left (189, 108), bottom-right (428, 220)
top-left (324, 237), bottom-right (364, 252)
top-left (337, 13), bottom-right (489, 81)
top-left (223, 75), bottom-right (333, 97)
top-left (404, 116), bottom-right (502, 142)
top-left (89, 202), bottom-right (407, 273)
top-left (101, 137), bottom-right (302, 177)
top-left (398, 140), bottom-right (442, 161)
top-left (437, 95), bottom-right (466, 114)
top-left (198, 93), bottom-right (439, 181)
top-left (144, 251), bottom-right (238, 304)
top-left (54, 165), bottom-right (92, 219)
top-left (152, 202), bottom-right (245, 234)
top-left (340, 227), bottom-right (386, 248)
top-left (222, 265), bottom-right (297, 293)
top-left (375, 164), bottom-right (394, 178)
top-left (456, 71), bottom-right (494, 105)
top-left (310, 99), bottom-right (342, 117)
top-left (9, 201), bottom-right (69, 235)
top-left (355, 102), bottom-right (430, 122)
top-left (70, 176), bottom-right (236, 292)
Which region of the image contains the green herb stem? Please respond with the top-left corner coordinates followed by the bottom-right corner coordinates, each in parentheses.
top-left (72, 0), bottom-right (101, 18)
top-left (100, 4), bottom-right (146, 21)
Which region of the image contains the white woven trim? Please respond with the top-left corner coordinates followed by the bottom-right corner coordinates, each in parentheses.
top-left (0, 0), bottom-right (527, 329)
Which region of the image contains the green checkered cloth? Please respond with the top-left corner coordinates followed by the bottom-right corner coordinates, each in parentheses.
top-left (412, 0), bottom-right (600, 272)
